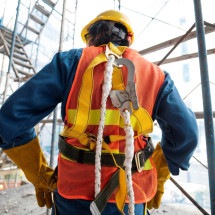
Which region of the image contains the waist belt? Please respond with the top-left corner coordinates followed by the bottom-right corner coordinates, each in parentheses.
top-left (58, 135), bottom-right (154, 172)
top-left (58, 135), bottom-right (154, 214)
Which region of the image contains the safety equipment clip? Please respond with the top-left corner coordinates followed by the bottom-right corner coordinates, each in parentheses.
top-left (110, 58), bottom-right (139, 116)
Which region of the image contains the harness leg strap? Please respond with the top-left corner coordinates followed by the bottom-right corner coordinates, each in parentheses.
top-left (90, 169), bottom-right (120, 214)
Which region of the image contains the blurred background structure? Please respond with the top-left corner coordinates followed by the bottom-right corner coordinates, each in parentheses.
top-left (0, 0), bottom-right (214, 214)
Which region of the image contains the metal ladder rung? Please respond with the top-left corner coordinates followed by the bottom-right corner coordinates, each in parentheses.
top-left (13, 53), bottom-right (30, 62)
top-left (5, 44), bottom-right (26, 55)
top-left (25, 25), bottom-right (40, 35)
top-left (4, 34), bottom-right (20, 43)
top-left (35, 3), bottom-right (51, 17)
top-left (13, 76), bottom-right (32, 82)
top-left (3, 32), bottom-right (21, 45)
top-left (5, 38), bottom-right (23, 48)
top-left (0, 45), bottom-right (5, 54)
top-left (16, 69), bottom-right (34, 76)
top-left (13, 47), bottom-right (25, 55)
top-left (1, 28), bottom-right (12, 36)
top-left (30, 14), bottom-right (45, 26)
top-left (42, 0), bottom-right (56, 8)
top-left (14, 60), bottom-right (34, 69)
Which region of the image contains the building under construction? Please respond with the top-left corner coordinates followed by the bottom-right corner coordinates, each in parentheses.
top-left (0, 0), bottom-right (214, 214)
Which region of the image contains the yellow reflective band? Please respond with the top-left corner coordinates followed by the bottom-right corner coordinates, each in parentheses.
top-left (66, 107), bottom-right (153, 135)
top-left (143, 159), bottom-right (152, 170)
top-left (67, 109), bottom-right (121, 125)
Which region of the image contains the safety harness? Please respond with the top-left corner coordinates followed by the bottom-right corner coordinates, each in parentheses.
top-left (59, 43), bottom-right (154, 215)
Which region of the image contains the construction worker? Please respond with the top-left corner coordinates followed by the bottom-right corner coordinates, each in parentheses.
top-left (0, 10), bottom-right (198, 215)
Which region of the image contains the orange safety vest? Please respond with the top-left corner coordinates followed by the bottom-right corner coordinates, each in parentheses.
top-left (58, 43), bottom-right (165, 203)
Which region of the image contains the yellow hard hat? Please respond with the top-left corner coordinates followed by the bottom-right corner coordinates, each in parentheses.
top-left (81, 10), bottom-right (134, 45)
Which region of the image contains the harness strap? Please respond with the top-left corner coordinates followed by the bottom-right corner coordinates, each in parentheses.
top-left (61, 43), bottom-right (127, 139)
top-left (91, 179), bottom-right (149, 215)
top-left (58, 135), bottom-right (153, 171)
top-left (90, 169), bottom-right (121, 214)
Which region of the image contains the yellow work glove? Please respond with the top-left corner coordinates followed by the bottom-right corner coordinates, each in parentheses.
top-left (4, 137), bottom-right (57, 208)
top-left (147, 143), bottom-right (170, 209)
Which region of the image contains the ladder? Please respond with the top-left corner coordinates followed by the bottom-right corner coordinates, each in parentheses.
top-left (19, 0), bottom-right (59, 41)
top-left (0, 26), bottom-right (36, 82)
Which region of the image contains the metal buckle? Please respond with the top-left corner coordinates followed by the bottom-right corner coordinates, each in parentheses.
top-left (135, 150), bottom-right (145, 172)
top-left (86, 133), bottom-right (97, 150)
top-left (105, 44), bottom-right (121, 59)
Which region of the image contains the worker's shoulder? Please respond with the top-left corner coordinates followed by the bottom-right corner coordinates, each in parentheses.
top-left (58, 48), bottom-right (83, 60)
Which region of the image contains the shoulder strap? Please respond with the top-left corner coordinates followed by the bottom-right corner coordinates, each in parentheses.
top-left (61, 43), bottom-right (126, 138)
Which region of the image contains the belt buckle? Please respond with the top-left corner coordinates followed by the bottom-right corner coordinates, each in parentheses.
top-left (135, 150), bottom-right (144, 172)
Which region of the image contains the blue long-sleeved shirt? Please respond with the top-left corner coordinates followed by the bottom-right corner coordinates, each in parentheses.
top-left (0, 48), bottom-right (198, 175)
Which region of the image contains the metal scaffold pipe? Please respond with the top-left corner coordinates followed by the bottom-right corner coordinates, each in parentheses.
top-left (50, 0), bottom-right (67, 170)
top-left (193, 0), bottom-right (215, 214)
top-left (47, 1), bottom-right (67, 215)
top-left (3, 0), bottom-right (21, 102)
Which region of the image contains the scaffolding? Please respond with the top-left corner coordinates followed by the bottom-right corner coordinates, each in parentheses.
top-left (0, 0), bottom-right (214, 214)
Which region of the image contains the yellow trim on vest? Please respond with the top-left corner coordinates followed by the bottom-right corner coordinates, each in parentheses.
top-left (143, 159), bottom-right (152, 170)
top-left (65, 107), bottom-right (153, 136)
top-left (67, 109), bottom-right (120, 125)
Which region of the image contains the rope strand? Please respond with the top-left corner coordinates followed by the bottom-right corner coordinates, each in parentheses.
top-left (123, 109), bottom-right (135, 215)
top-left (94, 55), bottom-right (115, 197)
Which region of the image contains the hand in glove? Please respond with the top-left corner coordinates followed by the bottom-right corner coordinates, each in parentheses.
top-left (4, 137), bottom-right (57, 208)
top-left (147, 143), bottom-right (170, 209)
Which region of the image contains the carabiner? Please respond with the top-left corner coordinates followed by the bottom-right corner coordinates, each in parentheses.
top-left (110, 58), bottom-right (139, 116)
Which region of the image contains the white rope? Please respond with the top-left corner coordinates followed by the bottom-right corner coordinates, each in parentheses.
top-left (94, 55), bottom-right (115, 197)
top-left (123, 109), bottom-right (135, 215)
top-left (94, 53), bottom-right (135, 215)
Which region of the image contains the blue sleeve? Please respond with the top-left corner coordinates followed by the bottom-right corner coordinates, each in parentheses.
top-left (0, 48), bottom-right (82, 149)
top-left (152, 72), bottom-right (198, 175)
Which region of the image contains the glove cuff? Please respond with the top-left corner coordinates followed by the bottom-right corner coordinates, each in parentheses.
top-left (4, 137), bottom-right (49, 184)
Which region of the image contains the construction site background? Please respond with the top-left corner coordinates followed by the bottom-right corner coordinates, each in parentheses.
top-left (0, 0), bottom-right (215, 214)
